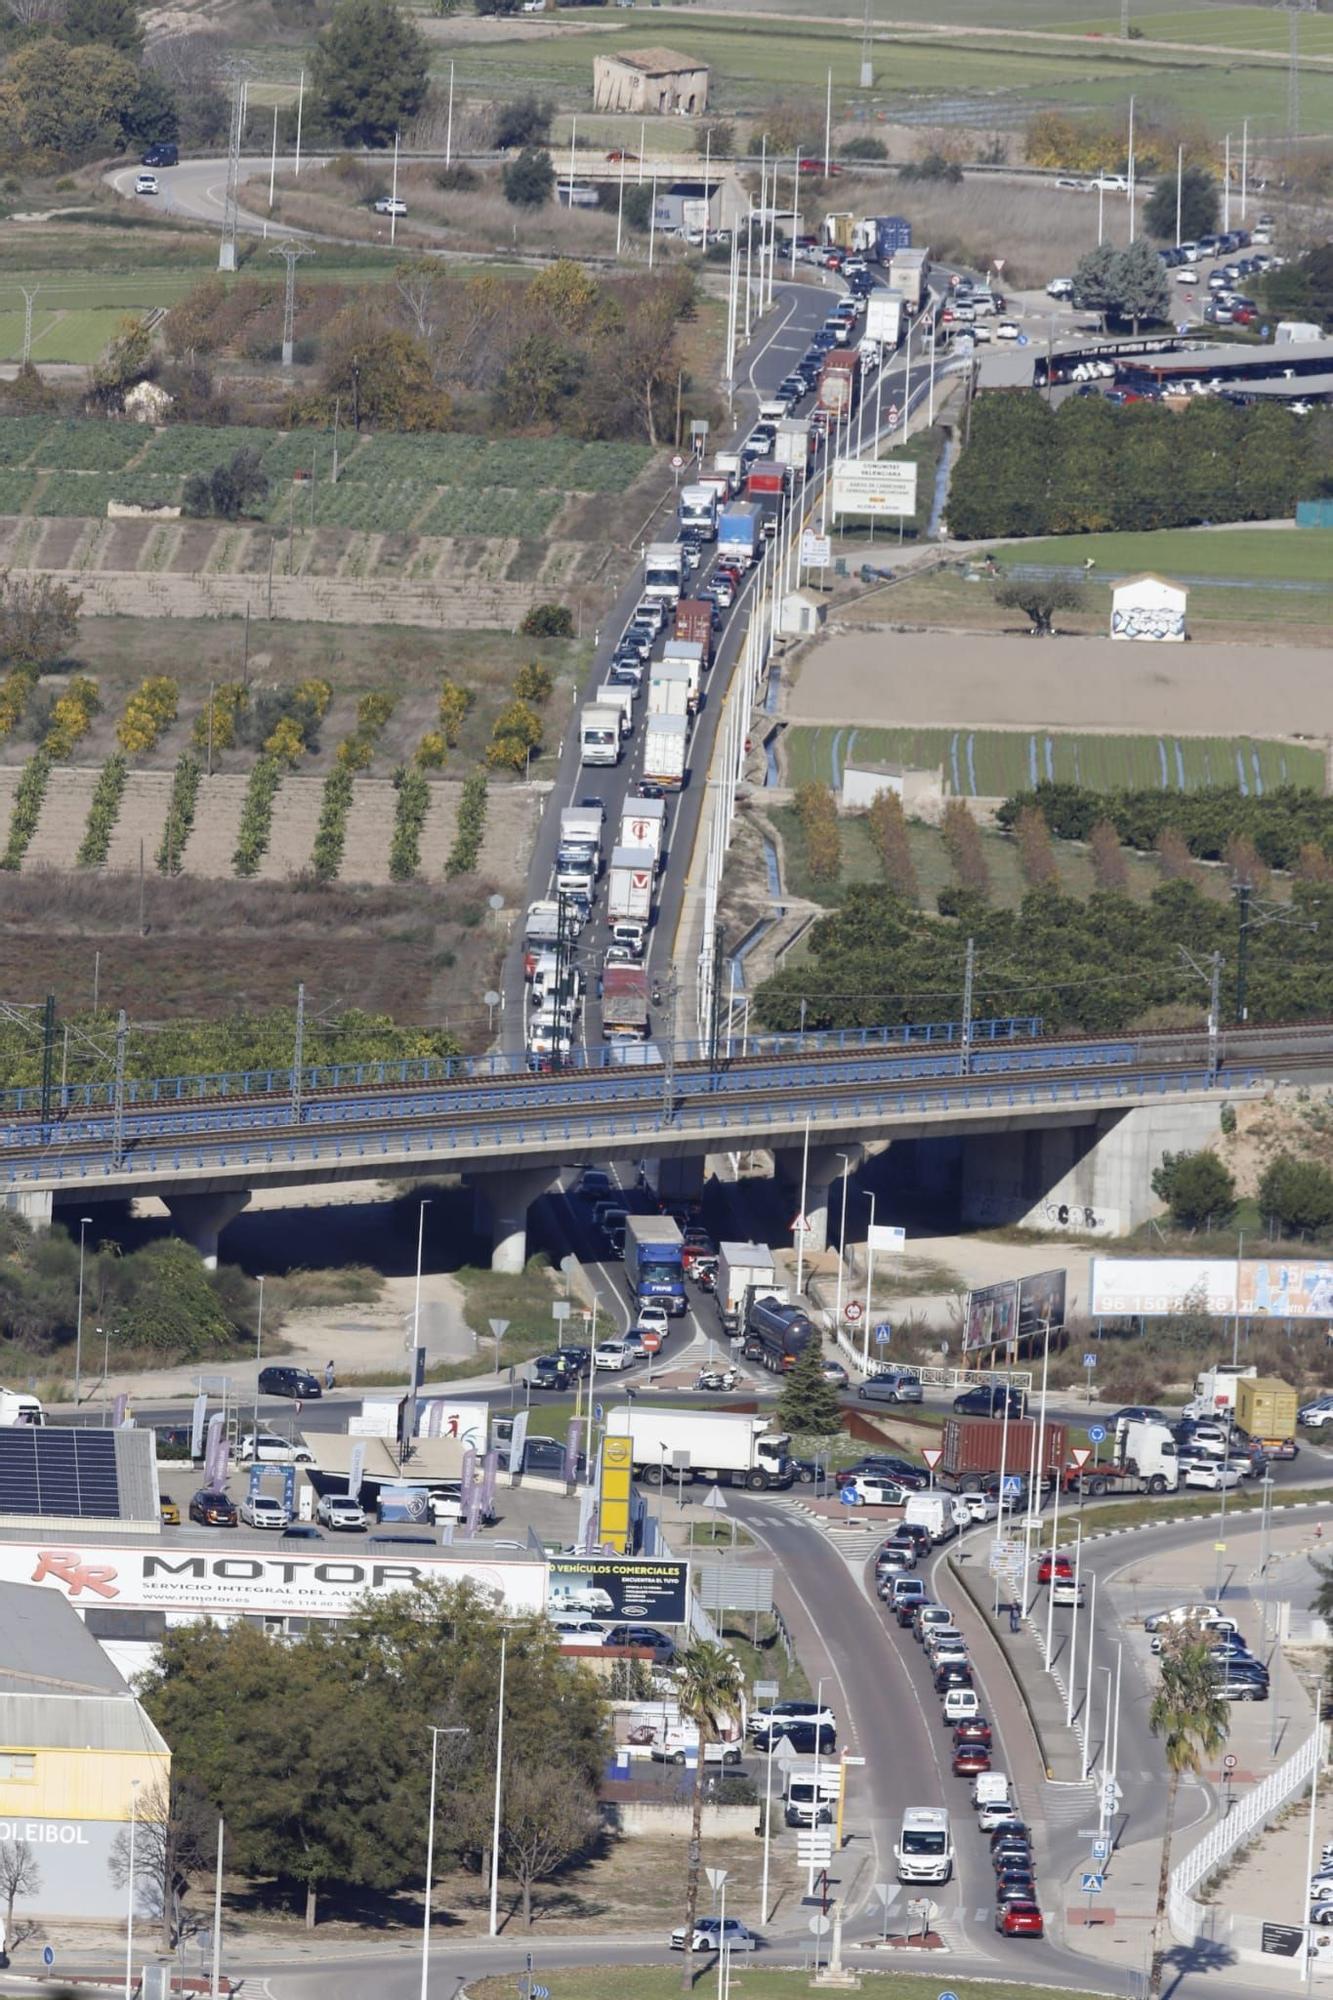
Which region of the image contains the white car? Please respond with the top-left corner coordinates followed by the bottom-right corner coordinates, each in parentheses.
top-left (942, 1686), bottom-right (980, 1723)
top-left (315, 1494), bottom-right (366, 1530)
top-left (374, 196), bottom-right (407, 216)
top-left (593, 1339), bottom-right (635, 1371)
top-left (1174, 267), bottom-right (1200, 284)
top-left (977, 1796), bottom-right (1021, 1831)
top-left (634, 1304), bottom-right (670, 1336)
top-left (995, 320), bottom-right (1021, 340)
top-left (845, 1475), bottom-right (908, 1506)
top-left (1086, 173), bottom-right (1129, 191)
top-left (651, 1729), bottom-right (744, 1766)
top-left (1144, 1603), bottom-right (1222, 1633)
top-left (957, 1492), bottom-right (999, 1523)
top-left (1185, 1462), bottom-right (1244, 1491)
top-left (1299, 1397), bottom-right (1333, 1428)
top-left (237, 1432), bottom-right (314, 1464)
top-left (240, 1493), bottom-right (290, 1530)
top-left (670, 1917), bottom-right (759, 1953)
top-left (135, 173), bottom-right (159, 195)
top-left (1046, 277), bottom-right (1074, 299)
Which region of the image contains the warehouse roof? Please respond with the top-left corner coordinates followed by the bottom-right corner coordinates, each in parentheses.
top-left (0, 1579), bottom-right (128, 1696)
top-left (0, 1690), bottom-right (169, 1754)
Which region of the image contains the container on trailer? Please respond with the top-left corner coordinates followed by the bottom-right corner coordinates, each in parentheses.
top-left (873, 215), bottom-right (913, 260)
top-left (746, 459), bottom-right (787, 497)
top-left (673, 598), bottom-right (714, 662)
top-left (939, 1417), bottom-right (1068, 1493)
top-left (607, 846), bottom-right (655, 924)
top-left (1235, 1377), bottom-right (1300, 1446)
top-left (643, 713), bottom-right (688, 791)
top-left (818, 348), bottom-right (860, 416)
top-left (888, 246), bottom-right (930, 309)
top-left (602, 961), bottom-right (650, 1039)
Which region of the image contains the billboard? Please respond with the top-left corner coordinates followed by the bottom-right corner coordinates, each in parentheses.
top-left (964, 1269), bottom-right (1067, 1351)
top-left (830, 457), bottom-right (918, 520)
top-left (547, 1555), bottom-right (689, 1625)
top-left (1091, 1257), bottom-right (1333, 1319)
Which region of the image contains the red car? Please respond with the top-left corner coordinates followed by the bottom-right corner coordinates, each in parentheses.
top-left (996, 1899), bottom-right (1044, 1938)
top-left (952, 1742), bottom-right (991, 1777)
top-left (953, 1717), bottom-right (992, 1749)
top-left (1037, 1553), bottom-right (1073, 1585)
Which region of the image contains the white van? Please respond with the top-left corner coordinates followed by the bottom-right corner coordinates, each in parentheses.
top-left (896, 1806), bottom-right (953, 1884)
top-left (972, 1771), bottom-right (1013, 1813)
top-left (784, 1768), bottom-right (841, 1826)
top-left (904, 1493), bottom-right (970, 1542)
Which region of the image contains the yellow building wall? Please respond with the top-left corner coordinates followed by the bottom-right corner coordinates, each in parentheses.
top-left (0, 1745), bottom-right (170, 1823)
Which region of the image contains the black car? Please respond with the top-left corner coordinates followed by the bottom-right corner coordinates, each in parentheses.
top-left (141, 141), bottom-right (179, 167)
top-left (258, 1365), bottom-right (323, 1400)
top-left (933, 1663), bottom-right (973, 1694)
top-left (557, 1345), bottom-right (591, 1376)
top-left (531, 1355), bottom-right (573, 1389)
top-left (189, 1488), bottom-right (238, 1527)
top-left (751, 1718), bottom-right (836, 1756)
top-left (953, 1386), bottom-right (1026, 1418)
top-left (990, 1822), bottom-right (1031, 1852)
top-left (1108, 1406), bottom-right (1167, 1427)
top-left (837, 1456), bottom-right (927, 1490)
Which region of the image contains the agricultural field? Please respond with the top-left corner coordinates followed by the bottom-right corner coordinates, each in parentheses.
top-left (995, 527), bottom-right (1333, 585)
top-left (0, 308), bottom-right (128, 365)
top-left (781, 724), bottom-right (1323, 796)
top-left (0, 417), bottom-right (655, 539)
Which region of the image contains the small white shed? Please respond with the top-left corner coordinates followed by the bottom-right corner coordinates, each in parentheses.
top-left (1110, 572), bottom-right (1187, 642)
top-left (780, 590), bottom-right (826, 637)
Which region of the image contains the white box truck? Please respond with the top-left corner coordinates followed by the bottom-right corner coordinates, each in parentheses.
top-left (606, 1405), bottom-right (794, 1490)
top-left (864, 292), bottom-right (904, 349)
top-left (643, 713), bottom-right (688, 791)
top-left (716, 1241), bottom-right (784, 1334)
top-left (619, 796), bottom-right (666, 870)
top-left (661, 639), bottom-right (704, 707)
top-left (648, 662), bottom-right (693, 720)
top-left (678, 484), bottom-right (719, 540)
top-left (607, 846), bottom-right (655, 923)
top-left (643, 542), bottom-right (684, 605)
top-left (597, 683), bottom-right (633, 735)
top-left (903, 1493), bottom-right (970, 1542)
top-left (580, 703), bottom-right (622, 768)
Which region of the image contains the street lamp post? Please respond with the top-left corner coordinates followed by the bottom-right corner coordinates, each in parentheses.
top-left (253, 1275), bottom-right (266, 1461)
top-left (1065, 1522), bottom-right (1084, 1726)
top-left (124, 1776), bottom-right (141, 2000)
top-left (421, 1725), bottom-right (468, 2000)
top-left (1043, 1460), bottom-right (1063, 1665)
top-left (488, 1632), bottom-right (508, 1936)
top-left (1081, 1569), bottom-right (1097, 1779)
top-left (833, 1154), bottom-right (852, 1332)
top-left (75, 1216), bottom-right (92, 1409)
top-left (861, 1190), bottom-right (876, 1374)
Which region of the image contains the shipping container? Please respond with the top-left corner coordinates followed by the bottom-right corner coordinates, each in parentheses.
top-left (674, 598), bottom-right (714, 662)
top-left (746, 458), bottom-right (787, 497)
top-left (939, 1417), bottom-right (1068, 1493)
top-left (818, 348), bottom-right (861, 416)
top-left (602, 960), bottom-right (650, 1037)
top-left (888, 246), bottom-right (930, 309)
top-left (873, 215), bottom-right (913, 260)
top-left (619, 796), bottom-right (666, 869)
top-left (1235, 1376), bottom-right (1299, 1445)
top-left (643, 713), bottom-right (689, 791)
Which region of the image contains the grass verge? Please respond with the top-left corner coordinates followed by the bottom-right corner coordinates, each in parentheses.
top-left (1041, 1481), bottom-right (1333, 1543)
top-left (467, 1972), bottom-right (1114, 2000)
top-left (993, 527), bottom-right (1333, 586)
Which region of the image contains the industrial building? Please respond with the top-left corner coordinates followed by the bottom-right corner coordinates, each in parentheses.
top-left (0, 1581), bottom-right (170, 1925)
top-left (592, 48), bottom-right (710, 116)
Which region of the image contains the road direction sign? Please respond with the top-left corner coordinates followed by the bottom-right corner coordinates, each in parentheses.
top-left (799, 1835), bottom-right (833, 1863)
top-left (875, 1323), bottom-right (893, 1342)
top-left (839, 1484), bottom-right (861, 1506)
top-left (1088, 1424), bottom-right (1107, 1444)
top-left (703, 1485), bottom-right (728, 1514)
top-left (1092, 1837), bottom-right (1111, 1863)
top-left (938, 1991), bottom-right (959, 2000)
top-left (1072, 1447), bottom-right (1091, 1469)
top-left (845, 1300), bottom-right (864, 1322)
top-left (922, 1448), bottom-right (943, 1471)
top-left (801, 531), bottom-right (832, 567)
top-left (1082, 1874), bottom-right (1104, 1894)
top-left (593, 1401), bottom-right (604, 1423)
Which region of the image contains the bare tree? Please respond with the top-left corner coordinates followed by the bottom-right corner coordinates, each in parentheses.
top-left (108, 1778), bottom-right (216, 1953)
top-left (0, 1839), bottom-right (42, 1953)
top-left (394, 259), bottom-right (446, 345)
top-left (500, 1763), bottom-right (599, 1927)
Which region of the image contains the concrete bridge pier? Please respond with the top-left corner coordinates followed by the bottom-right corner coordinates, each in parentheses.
top-left (474, 1168), bottom-right (554, 1274)
top-left (9, 1189), bottom-right (53, 1232)
top-left (959, 1101), bottom-right (1226, 1237)
top-left (772, 1143), bottom-right (864, 1255)
top-left (164, 1189), bottom-right (250, 1269)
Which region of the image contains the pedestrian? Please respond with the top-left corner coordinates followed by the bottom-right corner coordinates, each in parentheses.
top-left (324, 1359), bottom-right (335, 1392)
top-left (1009, 1602), bottom-right (1021, 1635)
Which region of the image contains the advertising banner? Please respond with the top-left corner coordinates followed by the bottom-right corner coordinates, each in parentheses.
top-left (189, 1393), bottom-right (208, 1462)
top-left (830, 457), bottom-right (918, 520)
top-left (1017, 1268), bottom-right (1067, 1336)
top-left (547, 1555), bottom-right (689, 1625)
top-left (378, 1484), bottom-right (431, 1523)
top-left (1091, 1257), bottom-right (1333, 1319)
top-left (963, 1279), bottom-right (1016, 1352)
top-left (347, 1440), bottom-right (366, 1500)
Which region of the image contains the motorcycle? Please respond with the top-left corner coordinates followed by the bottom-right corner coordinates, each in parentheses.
top-left (694, 1367), bottom-right (740, 1393)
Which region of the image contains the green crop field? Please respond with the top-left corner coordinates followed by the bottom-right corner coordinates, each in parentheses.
top-left (784, 725), bottom-right (1323, 796)
top-left (0, 307), bottom-right (127, 365)
top-left (1074, 5), bottom-right (1333, 53)
top-left (996, 527), bottom-right (1333, 584)
top-left (0, 415), bottom-right (655, 538)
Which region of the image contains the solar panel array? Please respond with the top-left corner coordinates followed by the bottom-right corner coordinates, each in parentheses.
top-left (0, 1427), bottom-right (121, 1517)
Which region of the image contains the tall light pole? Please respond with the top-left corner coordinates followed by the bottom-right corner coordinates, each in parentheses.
top-left (253, 1275), bottom-right (265, 1457)
top-left (422, 1725), bottom-right (467, 1999)
top-left (488, 1632), bottom-right (507, 1936)
top-left (833, 1153), bottom-right (852, 1333)
top-left (861, 1190), bottom-right (876, 1374)
top-left (75, 1216), bottom-right (92, 1409)
top-left (124, 1776), bottom-right (141, 2000)
top-left (1081, 1570), bottom-right (1097, 1780)
top-left (1065, 1521), bottom-right (1084, 1726)
top-left (412, 1200), bottom-right (431, 1355)
top-left (794, 1115), bottom-right (811, 1297)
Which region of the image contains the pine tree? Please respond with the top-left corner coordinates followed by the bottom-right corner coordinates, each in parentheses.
top-left (777, 1338), bottom-right (844, 1437)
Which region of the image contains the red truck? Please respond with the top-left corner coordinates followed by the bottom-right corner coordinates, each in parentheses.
top-left (818, 349), bottom-right (860, 417)
top-left (939, 1417), bottom-right (1068, 1495)
top-left (673, 597), bottom-right (714, 666)
top-left (745, 459), bottom-right (787, 497)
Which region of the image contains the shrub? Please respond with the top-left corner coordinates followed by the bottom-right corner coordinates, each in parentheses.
top-left (503, 146), bottom-right (554, 208)
top-left (181, 446), bottom-right (269, 521)
top-left (336, 734), bottom-right (374, 772)
top-left (76, 752), bottom-right (128, 868)
top-left (233, 756), bottom-right (283, 877)
top-left (446, 770), bottom-right (488, 876)
top-left (117, 675), bottom-right (179, 755)
top-left (235, 683), bottom-right (327, 756)
top-left (438, 678), bottom-right (472, 746)
top-left (1258, 1153), bottom-right (1333, 1238)
top-left (0, 670), bottom-right (33, 741)
top-left (43, 674), bottom-right (100, 757)
top-left (941, 799), bottom-right (991, 900)
top-left (415, 730), bottom-right (447, 769)
top-left (389, 766), bottom-right (430, 881)
top-left (157, 754), bottom-right (200, 874)
top-left (311, 764), bottom-right (355, 883)
top-left (1014, 803), bottom-right (1058, 887)
top-left (867, 788), bottom-right (917, 901)
top-left (356, 690), bottom-right (395, 733)
top-left (486, 698), bottom-right (542, 773)
top-left (190, 681), bottom-right (248, 759)
top-left (1151, 1149), bottom-right (1236, 1230)
top-left (0, 749), bottom-right (51, 870)
top-left (842, 136), bottom-right (887, 161)
top-left (520, 603), bottom-right (573, 638)
top-left (264, 714), bottom-right (308, 766)
top-left (1089, 818), bottom-right (1128, 892)
top-left (514, 660), bottom-right (554, 703)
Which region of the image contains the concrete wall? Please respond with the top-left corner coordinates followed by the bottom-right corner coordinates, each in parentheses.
top-left (608, 1801), bottom-right (757, 1837)
top-left (959, 1102), bottom-right (1225, 1237)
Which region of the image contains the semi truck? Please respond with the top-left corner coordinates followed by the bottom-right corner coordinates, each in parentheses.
top-left (937, 1416), bottom-right (1069, 1494)
top-left (523, 899), bottom-right (561, 976)
top-left (774, 418), bottom-right (812, 473)
top-left (643, 713), bottom-right (688, 791)
top-left (648, 662), bottom-right (693, 719)
top-left (624, 1215), bottom-right (686, 1315)
top-left (602, 962), bottom-right (650, 1041)
top-left (716, 1241), bottom-right (783, 1334)
top-left (1235, 1377), bottom-right (1300, 1450)
top-left (872, 215), bottom-right (912, 261)
top-left (596, 682), bottom-right (633, 735)
top-left (712, 451), bottom-right (743, 492)
top-left (743, 1296), bottom-right (815, 1373)
top-left (1185, 1363), bottom-right (1256, 1418)
top-left (606, 1405), bottom-right (794, 1490)
top-left (717, 500), bottom-right (763, 565)
top-left (1067, 1418), bottom-right (1178, 1498)
top-left (746, 459), bottom-right (786, 497)
top-left (0, 1389), bottom-right (43, 1426)
top-left (818, 349), bottom-right (860, 416)
top-left (864, 293), bottom-right (904, 349)
top-left (643, 542), bottom-right (683, 605)
top-left (678, 484), bottom-right (718, 540)
top-left (673, 598), bottom-right (714, 664)
top-left (560, 805), bottom-right (602, 853)
top-left (607, 847), bottom-right (655, 924)
top-left (580, 703), bottom-right (622, 768)
top-left (662, 640), bottom-right (704, 707)
top-left (619, 796), bottom-right (666, 871)
top-left (888, 245), bottom-right (930, 309)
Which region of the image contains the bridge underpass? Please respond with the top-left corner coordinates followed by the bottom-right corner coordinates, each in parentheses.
top-left (8, 1070), bottom-right (1246, 1269)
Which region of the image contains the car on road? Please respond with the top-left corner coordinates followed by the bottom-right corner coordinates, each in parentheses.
top-left (821, 1358), bottom-right (849, 1387)
top-left (747, 1698), bottom-right (837, 1737)
top-left (670, 1917), bottom-right (760, 1953)
top-left (952, 1742), bottom-right (991, 1776)
top-left (188, 1488), bottom-right (237, 1527)
top-left (603, 1623), bottom-right (675, 1663)
top-left (1310, 1897), bottom-right (1333, 1927)
top-left (957, 1492), bottom-right (999, 1522)
top-left (751, 1716), bottom-right (835, 1755)
top-left (531, 1353), bottom-right (575, 1389)
top-left (954, 1717), bottom-right (992, 1748)
top-left (846, 1475), bottom-right (909, 1506)
top-left (994, 320), bottom-right (1021, 340)
top-left (593, 1339), bottom-right (635, 1371)
top-left (142, 142), bottom-right (178, 167)
top-left (1109, 1405), bottom-right (1168, 1427)
top-left (1143, 1602), bottom-right (1222, 1633)
top-left (837, 1456), bottom-right (926, 1490)
top-left (915, 1604), bottom-right (954, 1641)
top-left (858, 1369), bottom-right (922, 1405)
top-left (316, 1494), bottom-right (367, 1530)
top-left (996, 1897), bottom-right (1044, 1937)
top-left (1299, 1395), bottom-right (1333, 1428)
top-left (160, 1497), bottom-right (180, 1526)
top-left (1046, 277), bottom-right (1075, 298)
top-left (374, 196), bottom-right (407, 216)
top-left (941, 1687), bottom-right (980, 1724)
top-left (635, 1304), bottom-right (670, 1339)
top-left (1184, 1461), bottom-right (1245, 1490)
top-left (1213, 1670), bottom-right (1268, 1701)
top-left (577, 1168), bottom-right (613, 1201)
top-left (237, 1431), bottom-right (315, 1464)
top-left (1037, 1553), bottom-right (1073, 1585)
top-left (135, 173), bottom-right (159, 195)
top-left (240, 1493), bottom-right (290, 1530)
top-left (551, 1614), bottom-right (606, 1644)
top-left (258, 1365), bottom-right (323, 1400)
top-left (953, 1385), bottom-right (1026, 1418)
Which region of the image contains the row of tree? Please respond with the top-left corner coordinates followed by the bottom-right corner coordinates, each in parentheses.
top-left (947, 393), bottom-right (1328, 540)
top-left (752, 877), bottom-right (1333, 1036)
top-left (997, 784), bottom-right (1333, 873)
top-left (1153, 1148), bottom-right (1333, 1239)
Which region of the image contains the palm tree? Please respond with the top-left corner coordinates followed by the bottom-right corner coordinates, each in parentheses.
top-left (1147, 1634), bottom-right (1229, 2000)
top-left (675, 1640), bottom-right (744, 1992)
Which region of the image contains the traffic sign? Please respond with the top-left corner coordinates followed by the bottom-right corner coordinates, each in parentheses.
top-left (875, 1322), bottom-right (893, 1343)
top-left (1092, 1837), bottom-right (1111, 1863)
top-left (1224, 1753), bottom-right (1238, 1771)
top-left (845, 1300), bottom-right (864, 1323)
top-left (922, 1448), bottom-right (943, 1471)
top-left (808, 1914), bottom-right (832, 1936)
top-left (671, 453), bottom-right (685, 468)
top-left (640, 1330), bottom-right (661, 1353)
top-left (1103, 1779), bottom-right (1122, 1806)
top-left (1071, 1447), bottom-right (1091, 1469)
top-left (42, 1948), bottom-right (55, 1968)
top-left (799, 1834), bottom-right (833, 1860)
top-left (532, 1987), bottom-right (550, 1999)
top-left (1083, 1352), bottom-right (1098, 1369)
top-left (1088, 1424), bottom-right (1107, 1444)
top-left (938, 1991), bottom-right (959, 2000)
top-left (792, 1212), bottom-right (812, 1234)
top-left (754, 1680), bottom-right (780, 1701)
top-left (839, 1484), bottom-right (862, 1506)
top-left (593, 1401), bottom-right (604, 1422)
top-left (1081, 1874), bottom-right (1104, 1895)
top-left (888, 404), bottom-right (901, 424)
top-left (1003, 1473), bottom-right (1023, 1496)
